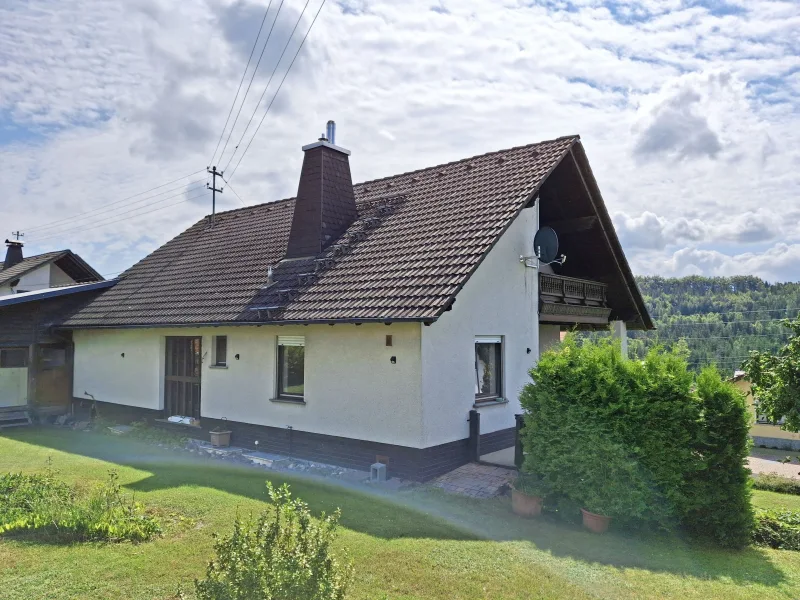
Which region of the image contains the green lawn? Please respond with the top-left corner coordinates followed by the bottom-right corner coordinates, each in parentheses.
top-left (1, 429), bottom-right (800, 600)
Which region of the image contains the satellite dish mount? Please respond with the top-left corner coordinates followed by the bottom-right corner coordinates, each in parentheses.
top-left (521, 226), bottom-right (566, 268)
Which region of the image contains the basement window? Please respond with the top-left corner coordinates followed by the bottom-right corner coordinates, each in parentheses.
top-left (475, 336), bottom-right (503, 402)
top-left (212, 336), bottom-right (228, 367)
top-left (277, 336), bottom-right (305, 400)
top-left (0, 348), bottom-right (28, 369)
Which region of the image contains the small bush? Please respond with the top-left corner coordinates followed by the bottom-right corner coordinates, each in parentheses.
top-left (194, 482), bottom-right (353, 600)
top-left (753, 473), bottom-right (800, 496)
top-left (753, 509), bottom-right (800, 550)
top-left (0, 468), bottom-right (162, 543)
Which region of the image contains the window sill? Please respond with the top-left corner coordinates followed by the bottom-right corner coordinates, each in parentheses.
top-left (473, 397), bottom-right (508, 408)
top-left (269, 397), bottom-right (306, 405)
top-left (209, 365), bottom-right (228, 369)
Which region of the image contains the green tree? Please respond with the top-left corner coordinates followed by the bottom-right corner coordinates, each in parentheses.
top-left (743, 318), bottom-right (800, 432)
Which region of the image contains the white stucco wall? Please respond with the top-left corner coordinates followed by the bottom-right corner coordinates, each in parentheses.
top-left (73, 323), bottom-right (424, 447)
top-left (420, 205), bottom-right (539, 447)
top-left (50, 263), bottom-right (75, 286)
top-left (539, 324), bottom-right (562, 354)
top-left (12, 264), bottom-right (52, 292)
top-left (0, 368), bottom-right (27, 407)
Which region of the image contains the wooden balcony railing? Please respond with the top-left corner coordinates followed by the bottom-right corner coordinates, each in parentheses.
top-left (539, 273), bottom-right (612, 325)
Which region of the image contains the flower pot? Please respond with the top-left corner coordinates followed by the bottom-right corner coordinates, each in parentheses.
top-left (581, 508), bottom-right (611, 533)
top-left (210, 430), bottom-right (232, 447)
top-left (511, 488), bottom-right (543, 517)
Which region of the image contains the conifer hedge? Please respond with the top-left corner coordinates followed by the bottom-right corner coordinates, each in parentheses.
top-left (519, 336), bottom-right (753, 547)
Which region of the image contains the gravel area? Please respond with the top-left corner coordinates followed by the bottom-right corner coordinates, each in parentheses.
top-left (748, 455), bottom-right (800, 480)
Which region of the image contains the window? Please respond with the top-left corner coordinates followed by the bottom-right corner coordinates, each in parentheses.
top-left (475, 336), bottom-right (502, 401)
top-left (0, 348), bottom-right (28, 369)
top-left (277, 336), bottom-right (305, 400)
top-left (213, 335), bottom-right (228, 367)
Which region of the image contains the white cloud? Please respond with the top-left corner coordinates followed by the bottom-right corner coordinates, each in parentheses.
top-left (635, 243), bottom-right (800, 283)
top-left (0, 0), bottom-right (798, 281)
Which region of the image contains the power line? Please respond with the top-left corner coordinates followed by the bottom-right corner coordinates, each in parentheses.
top-left (673, 333), bottom-right (792, 341)
top-left (28, 190), bottom-right (210, 244)
top-left (221, 176), bottom-right (247, 206)
top-left (649, 307), bottom-right (800, 319)
top-left (19, 170), bottom-right (205, 233)
top-left (222, 0), bottom-right (313, 174)
top-left (209, 0), bottom-right (274, 167)
top-left (26, 179), bottom-right (206, 235)
top-left (649, 317), bottom-right (800, 327)
top-left (216, 0), bottom-right (286, 168)
top-left (27, 184), bottom-right (208, 242)
top-left (227, 0), bottom-right (326, 183)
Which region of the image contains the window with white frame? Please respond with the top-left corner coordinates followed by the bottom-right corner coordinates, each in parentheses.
top-left (277, 336), bottom-right (305, 400)
top-left (475, 336), bottom-right (503, 401)
top-left (213, 335), bottom-right (228, 367)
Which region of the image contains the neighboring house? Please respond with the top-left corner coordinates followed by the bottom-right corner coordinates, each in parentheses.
top-left (57, 129), bottom-right (653, 480)
top-left (732, 371), bottom-right (800, 451)
top-left (0, 241), bottom-right (102, 295)
top-left (0, 241), bottom-right (110, 419)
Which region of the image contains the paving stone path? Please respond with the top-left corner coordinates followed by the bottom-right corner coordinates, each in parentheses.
top-left (432, 462), bottom-right (516, 499)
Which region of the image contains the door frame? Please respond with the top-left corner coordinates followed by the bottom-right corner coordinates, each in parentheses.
top-left (164, 336), bottom-right (202, 419)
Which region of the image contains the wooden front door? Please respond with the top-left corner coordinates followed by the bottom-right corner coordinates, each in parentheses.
top-left (164, 337), bottom-right (202, 419)
top-left (33, 344), bottom-right (72, 411)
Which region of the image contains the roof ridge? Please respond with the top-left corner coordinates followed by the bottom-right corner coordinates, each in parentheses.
top-left (197, 136), bottom-right (580, 219)
top-left (352, 135), bottom-right (580, 189)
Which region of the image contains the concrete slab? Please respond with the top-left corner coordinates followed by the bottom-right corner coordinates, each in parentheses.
top-left (480, 446), bottom-right (516, 468)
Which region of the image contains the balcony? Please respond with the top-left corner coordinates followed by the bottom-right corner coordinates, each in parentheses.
top-left (539, 273), bottom-right (612, 325)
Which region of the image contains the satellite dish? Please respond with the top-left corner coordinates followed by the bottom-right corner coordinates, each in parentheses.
top-left (533, 227), bottom-right (559, 263)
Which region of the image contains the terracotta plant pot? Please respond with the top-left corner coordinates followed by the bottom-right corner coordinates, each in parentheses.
top-left (511, 488), bottom-right (543, 517)
top-left (581, 508), bottom-right (611, 533)
top-left (210, 430), bottom-right (232, 447)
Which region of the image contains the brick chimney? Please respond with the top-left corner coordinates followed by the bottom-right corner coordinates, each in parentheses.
top-left (285, 121), bottom-right (358, 259)
top-left (3, 240), bottom-right (23, 270)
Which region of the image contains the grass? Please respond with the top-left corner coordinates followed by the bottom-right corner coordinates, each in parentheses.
top-left (1, 430), bottom-right (800, 600)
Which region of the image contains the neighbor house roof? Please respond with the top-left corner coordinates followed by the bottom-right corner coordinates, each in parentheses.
top-left (62, 135), bottom-right (652, 329)
top-left (0, 250), bottom-right (103, 287)
top-left (0, 280), bottom-right (118, 308)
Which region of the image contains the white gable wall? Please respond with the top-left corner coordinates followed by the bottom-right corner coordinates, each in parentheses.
top-left (50, 263), bottom-right (76, 286)
top-left (73, 322), bottom-right (423, 447)
top-left (420, 205), bottom-right (539, 447)
top-left (9, 264), bottom-right (52, 293)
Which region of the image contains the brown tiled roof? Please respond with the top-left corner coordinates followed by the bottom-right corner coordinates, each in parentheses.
top-left (0, 250), bottom-right (103, 288)
top-left (0, 251), bottom-right (66, 286)
top-left (63, 136), bottom-right (579, 327)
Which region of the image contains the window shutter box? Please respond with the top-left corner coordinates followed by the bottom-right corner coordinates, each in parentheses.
top-left (475, 336), bottom-right (502, 344)
top-left (278, 336), bottom-right (305, 347)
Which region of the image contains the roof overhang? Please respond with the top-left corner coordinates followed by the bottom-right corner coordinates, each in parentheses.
top-left (0, 279), bottom-right (118, 308)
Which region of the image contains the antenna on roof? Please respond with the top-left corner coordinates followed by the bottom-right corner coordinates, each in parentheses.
top-left (11, 231), bottom-right (23, 242)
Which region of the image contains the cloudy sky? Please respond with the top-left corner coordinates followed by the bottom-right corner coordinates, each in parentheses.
top-left (1, 0), bottom-right (798, 281)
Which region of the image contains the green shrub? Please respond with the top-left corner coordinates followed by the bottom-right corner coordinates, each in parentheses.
top-left (683, 367), bottom-right (754, 548)
top-left (753, 473), bottom-right (800, 496)
top-left (0, 468), bottom-right (162, 543)
top-left (520, 336), bottom-right (754, 546)
top-left (194, 482), bottom-right (353, 600)
top-left (512, 473), bottom-right (551, 497)
top-left (753, 509), bottom-right (800, 550)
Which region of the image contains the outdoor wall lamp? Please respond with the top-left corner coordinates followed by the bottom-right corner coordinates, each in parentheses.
top-left (390, 356), bottom-right (397, 364)
top-left (235, 354), bottom-right (240, 360)
top-left (120, 352), bottom-right (125, 358)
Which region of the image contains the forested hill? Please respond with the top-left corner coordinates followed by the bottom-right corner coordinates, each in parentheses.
top-left (627, 276), bottom-right (800, 374)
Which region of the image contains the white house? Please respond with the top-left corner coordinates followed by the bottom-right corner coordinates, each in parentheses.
top-left (55, 127), bottom-right (652, 480)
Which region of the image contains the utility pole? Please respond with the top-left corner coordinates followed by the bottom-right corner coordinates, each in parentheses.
top-left (11, 231), bottom-right (23, 241)
top-left (206, 166), bottom-right (223, 228)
